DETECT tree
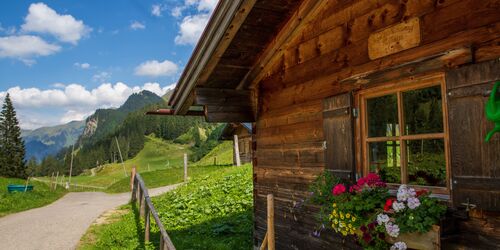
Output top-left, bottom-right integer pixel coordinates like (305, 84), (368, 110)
(0, 94), (27, 178)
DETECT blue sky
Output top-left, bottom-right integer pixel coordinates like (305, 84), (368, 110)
(0, 0), (217, 129)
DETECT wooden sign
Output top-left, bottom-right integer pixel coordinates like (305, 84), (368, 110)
(368, 17), (421, 60)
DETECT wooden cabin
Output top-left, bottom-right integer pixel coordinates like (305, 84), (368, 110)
(167, 0), (500, 249)
(220, 123), (253, 164)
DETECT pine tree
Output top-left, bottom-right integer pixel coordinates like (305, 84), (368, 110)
(0, 94), (26, 178)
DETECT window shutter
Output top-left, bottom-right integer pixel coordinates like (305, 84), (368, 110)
(322, 92), (355, 180)
(446, 59), (500, 211)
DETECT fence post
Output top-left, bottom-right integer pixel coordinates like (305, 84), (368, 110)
(184, 153), (188, 182)
(54, 171), (59, 190)
(130, 167), (136, 192)
(145, 204), (150, 242)
(234, 135), (241, 166)
(267, 194), (275, 250)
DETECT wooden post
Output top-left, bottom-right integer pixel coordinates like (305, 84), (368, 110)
(145, 205), (150, 242)
(267, 194), (275, 250)
(50, 172), (54, 191)
(115, 137), (128, 177)
(130, 167), (136, 192)
(54, 171), (59, 190)
(68, 144), (75, 188)
(183, 153), (188, 182)
(139, 189), (145, 217)
(234, 135), (241, 166)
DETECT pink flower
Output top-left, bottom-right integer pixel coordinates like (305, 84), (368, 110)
(332, 184), (346, 196)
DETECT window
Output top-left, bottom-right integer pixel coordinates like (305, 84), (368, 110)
(358, 74), (449, 193)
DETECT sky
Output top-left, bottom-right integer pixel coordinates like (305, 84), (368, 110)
(0, 0), (217, 130)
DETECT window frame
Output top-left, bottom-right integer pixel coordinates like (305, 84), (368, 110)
(355, 73), (451, 195)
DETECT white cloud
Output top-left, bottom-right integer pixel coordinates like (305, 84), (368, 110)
(134, 60), (178, 77)
(21, 2), (91, 44)
(130, 21), (146, 30)
(171, 7), (184, 17)
(0, 35), (61, 63)
(175, 14), (210, 45)
(0, 82), (174, 129)
(92, 71), (111, 82)
(52, 83), (66, 88)
(174, 0), (217, 45)
(74, 62), (90, 69)
(151, 4), (163, 17)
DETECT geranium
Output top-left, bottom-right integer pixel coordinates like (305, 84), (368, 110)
(376, 213), (390, 225)
(332, 184), (346, 196)
(391, 241), (407, 250)
(392, 201), (405, 212)
(349, 173), (386, 193)
(397, 185), (416, 202)
(384, 198), (395, 211)
(407, 197), (421, 209)
(385, 222), (400, 238)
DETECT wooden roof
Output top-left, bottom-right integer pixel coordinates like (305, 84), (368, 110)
(169, 0), (302, 120)
(220, 123), (253, 140)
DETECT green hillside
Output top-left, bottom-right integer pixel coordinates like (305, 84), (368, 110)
(50, 135), (234, 193)
(79, 164), (252, 250)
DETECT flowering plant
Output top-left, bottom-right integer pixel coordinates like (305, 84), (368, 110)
(309, 171), (446, 250)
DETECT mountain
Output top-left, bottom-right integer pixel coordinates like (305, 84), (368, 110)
(81, 90), (164, 143)
(22, 120), (85, 162)
(23, 90), (163, 162)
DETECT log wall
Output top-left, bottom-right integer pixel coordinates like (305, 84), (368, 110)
(252, 0), (500, 249)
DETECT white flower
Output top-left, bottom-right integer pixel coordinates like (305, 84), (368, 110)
(390, 241), (407, 250)
(376, 213), (390, 225)
(392, 201), (406, 212)
(397, 185), (416, 201)
(385, 222), (400, 238)
(407, 197), (421, 209)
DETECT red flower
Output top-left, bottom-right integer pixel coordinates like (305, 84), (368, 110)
(416, 189), (428, 197)
(332, 184), (346, 196)
(384, 198), (395, 211)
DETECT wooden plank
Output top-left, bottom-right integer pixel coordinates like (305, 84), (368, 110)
(197, 0), (258, 85)
(368, 17), (421, 60)
(322, 93), (355, 180)
(446, 59), (500, 211)
(205, 110), (255, 122)
(341, 47), (472, 85)
(194, 87), (252, 106)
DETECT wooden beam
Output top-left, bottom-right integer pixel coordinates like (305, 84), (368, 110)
(236, 0), (329, 90)
(145, 108), (205, 116)
(206, 110), (255, 122)
(194, 88), (253, 106)
(198, 0), (258, 86)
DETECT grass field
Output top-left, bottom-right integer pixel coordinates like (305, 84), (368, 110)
(79, 164), (253, 250)
(193, 140), (234, 167)
(48, 136), (235, 192)
(0, 177), (67, 217)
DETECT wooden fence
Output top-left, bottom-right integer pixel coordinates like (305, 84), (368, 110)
(130, 168), (176, 250)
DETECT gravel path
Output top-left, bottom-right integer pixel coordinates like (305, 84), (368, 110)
(0, 183), (181, 250)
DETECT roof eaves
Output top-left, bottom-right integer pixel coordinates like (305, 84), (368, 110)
(169, 0), (245, 114)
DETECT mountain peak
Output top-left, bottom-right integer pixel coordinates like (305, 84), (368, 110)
(119, 90), (163, 112)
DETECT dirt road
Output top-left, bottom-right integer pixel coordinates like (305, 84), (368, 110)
(0, 184), (180, 250)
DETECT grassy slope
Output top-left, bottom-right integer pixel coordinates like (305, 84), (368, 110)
(193, 140), (234, 167)
(43, 136), (192, 189)
(0, 177), (67, 217)
(79, 164), (252, 250)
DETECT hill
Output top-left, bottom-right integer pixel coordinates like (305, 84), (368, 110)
(22, 120), (85, 162)
(81, 90), (164, 143)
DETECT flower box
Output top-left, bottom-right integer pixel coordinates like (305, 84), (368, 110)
(308, 172), (446, 250)
(387, 225), (440, 250)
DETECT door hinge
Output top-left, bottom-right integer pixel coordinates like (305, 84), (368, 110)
(322, 141), (327, 150)
(352, 108), (358, 118)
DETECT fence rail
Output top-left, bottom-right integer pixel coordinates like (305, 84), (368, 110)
(131, 168), (176, 250)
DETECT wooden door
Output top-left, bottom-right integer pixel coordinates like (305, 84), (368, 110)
(323, 92), (355, 180)
(446, 59), (500, 211)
